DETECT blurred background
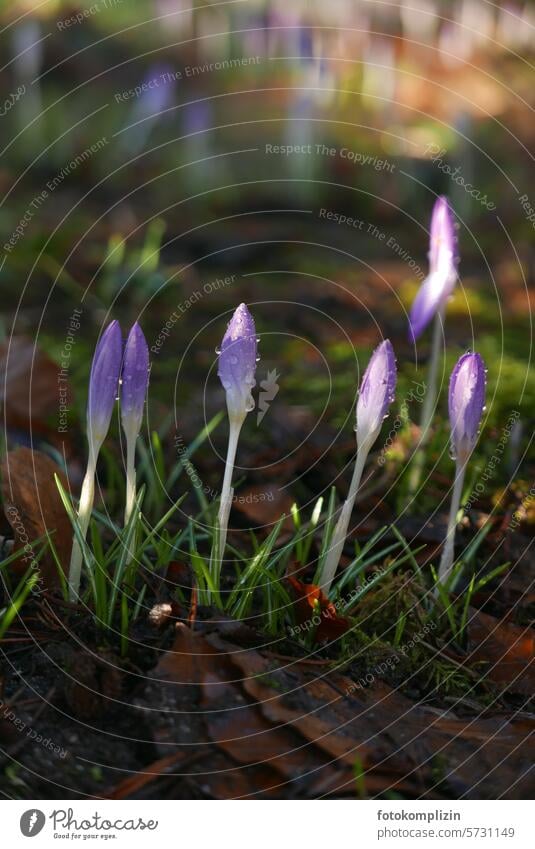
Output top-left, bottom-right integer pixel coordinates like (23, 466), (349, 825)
(1, 0), (533, 523)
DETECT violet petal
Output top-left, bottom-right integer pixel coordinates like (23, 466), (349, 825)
(356, 339), (397, 448)
(218, 303), (257, 419)
(87, 321), (123, 447)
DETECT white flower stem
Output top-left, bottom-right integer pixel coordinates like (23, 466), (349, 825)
(320, 444), (369, 595)
(407, 305), (444, 499)
(123, 433), (137, 564)
(437, 456), (467, 588)
(68, 450), (97, 601)
(217, 416), (243, 566)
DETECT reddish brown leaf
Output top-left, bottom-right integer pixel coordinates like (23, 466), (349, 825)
(211, 631), (534, 799)
(1, 447), (70, 588)
(467, 610), (535, 697)
(0, 337), (72, 435)
(151, 622), (235, 686)
(232, 483), (294, 530)
(287, 575), (351, 642)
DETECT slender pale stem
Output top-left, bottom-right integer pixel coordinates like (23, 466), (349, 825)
(217, 416), (243, 564)
(68, 450), (97, 601)
(407, 305), (445, 500)
(124, 434), (137, 524)
(320, 444), (369, 594)
(438, 455), (467, 587)
(123, 433), (137, 564)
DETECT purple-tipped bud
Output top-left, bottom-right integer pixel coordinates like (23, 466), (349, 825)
(448, 352), (486, 460)
(409, 196), (458, 342)
(218, 303), (257, 421)
(87, 321), (123, 449)
(356, 340), (397, 448)
(121, 322), (150, 438)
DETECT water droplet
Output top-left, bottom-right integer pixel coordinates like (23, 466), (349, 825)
(255, 355), (261, 362)
(245, 396), (255, 412)
(449, 445), (457, 461)
(215, 346), (221, 355)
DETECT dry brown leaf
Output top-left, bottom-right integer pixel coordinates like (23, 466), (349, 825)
(232, 483), (294, 530)
(467, 610), (535, 697)
(287, 575), (351, 643)
(1, 447), (70, 588)
(206, 630), (535, 799)
(0, 337), (71, 435)
(132, 621), (535, 799)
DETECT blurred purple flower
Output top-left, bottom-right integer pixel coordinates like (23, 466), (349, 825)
(356, 340), (397, 448)
(87, 321), (123, 450)
(409, 196), (458, 342)
(136, 64), (176, 118)
(298, 26), (314, 62)
(218, 303), (257, 421)
(120, 64), (176, 156)
(121, 322), (150, 438)
(183, 99), (212, 135)
(448, 352), (486, 459)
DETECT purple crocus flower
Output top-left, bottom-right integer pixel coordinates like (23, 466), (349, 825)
(215, 304), (258, 571)
(69, 320), (122, 600)
(356, 340), (397, 448)
(438, 351), (487, 587)
(120, 322), (150, 439)
(87, 320), (123, 450)
(120, 322), (149, 529)
(448, 352), (486, 459)
(409, 196), (458, 342)
(321, 339), (397, 593)
(218, 303), (257, 422)
(120, 64), (176, 156)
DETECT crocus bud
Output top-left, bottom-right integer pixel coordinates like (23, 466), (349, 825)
(409, 196), (458, 342)
(356, 340), (397, 450)
(218, 303), (257, 422)
(448, 352), (486, 460)
(321, 339), (397, 594)
(120, 322), (150, 440)
(87, 321), (123, 452)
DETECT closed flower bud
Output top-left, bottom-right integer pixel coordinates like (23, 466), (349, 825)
(87, 320), (122, 451)
(321, 339), (397, 593)
(121, 322), (150, 440)
(218, 303), (257, 422)
(409, 196), (458, 342)
(448, 352), (486, 460)
(356, 340), (397, 450)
